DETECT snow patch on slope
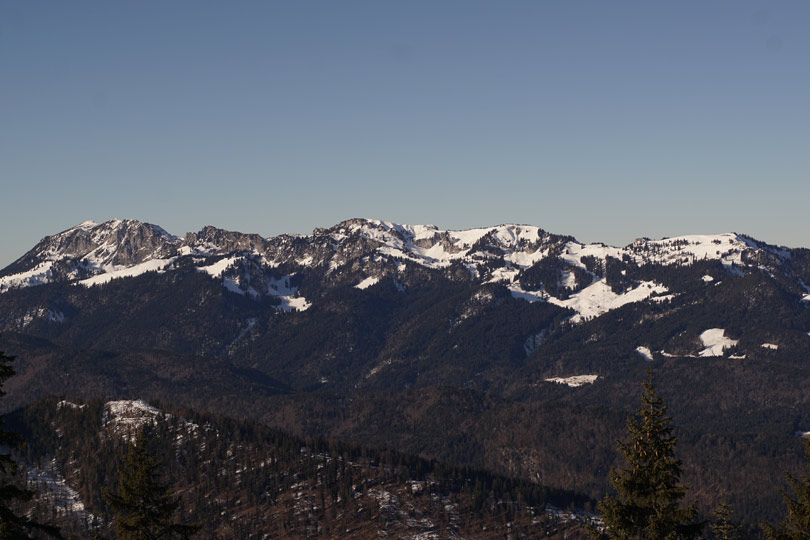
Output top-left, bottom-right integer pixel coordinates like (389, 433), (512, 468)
(198, 256), (241, 277)
(636, 346), (654, 361)
(0, 261), (54, 292)
(524, 328), (550, 356)
(80, 258), (176, 286)
(549, 280), (667, 323)
(277, 296), (311, 312)
(200, 257), (311, 311)
(545, 375), (598, 387)
(629, 233), (759, 268)
(698, 329), (739, 357)
(28, 458), (98, 523)
(508, 280), (667, 323)
(355, 276), (380, 289)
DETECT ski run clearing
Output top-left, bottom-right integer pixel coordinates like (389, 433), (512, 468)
(545, 375), (598, 387)
(698, 329), (739, 357)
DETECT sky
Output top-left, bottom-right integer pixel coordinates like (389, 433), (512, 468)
(2, 1), (809, 268)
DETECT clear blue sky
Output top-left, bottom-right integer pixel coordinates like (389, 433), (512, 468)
(2, 1), (809, 268)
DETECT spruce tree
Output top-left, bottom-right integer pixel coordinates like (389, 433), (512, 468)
(764, 438), (810, 540)
(590, 371), (703, 540)
(103, 429), (200, 540)
(711, 502), (742, 540)
(0, 350), (62, 539)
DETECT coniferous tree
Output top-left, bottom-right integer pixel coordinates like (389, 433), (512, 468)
(764, 438), (810, 540)
(590, 371), (703, 540)
(103, 429), (200, 540)
(711, 502), (742, 540)
(0, 350), (62, 539)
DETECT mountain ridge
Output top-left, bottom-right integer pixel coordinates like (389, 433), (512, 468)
(2, 218), (810, 528)
(2, 218), (802, 324)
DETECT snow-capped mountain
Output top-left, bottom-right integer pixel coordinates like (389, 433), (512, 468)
(3, 218), (810, 532)
(1, 218), (803, 322)
(2, 216), (810, 398)
(0, 219), (177, 291)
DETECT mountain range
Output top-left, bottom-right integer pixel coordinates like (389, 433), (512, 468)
(2, 217), (810, 529)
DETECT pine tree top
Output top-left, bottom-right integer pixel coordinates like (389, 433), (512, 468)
(592, 371), (703, 540)
(103, 428), (200, 540)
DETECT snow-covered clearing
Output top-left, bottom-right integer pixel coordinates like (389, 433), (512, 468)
(698, 329), (739, 357)
(277, 296), (311, 312)
(545, 375), (598, 387)
(509, 279), (667, 323)
(548, 280), (667, 323)
(636, 346), (654, 361)
(761, 343), (779, 350)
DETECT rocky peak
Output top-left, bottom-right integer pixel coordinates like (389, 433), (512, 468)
(2, 219), (176, 279)
(184, 226), (268, 255)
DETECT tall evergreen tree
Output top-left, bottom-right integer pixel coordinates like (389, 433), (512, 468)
(711, 502), (742, 540)
(103, 429), (200, 540)
(0, 350), (62, 539)
(590, 371), (703, 540)
(764, 438), (810, 540)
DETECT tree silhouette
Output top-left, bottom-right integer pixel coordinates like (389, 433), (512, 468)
(711, 502), (742, 540)
(764, 438), (810, 540)
(0, 350), (62, 539)
(103, 429), (200, 540)
(590, 371), (703, 540)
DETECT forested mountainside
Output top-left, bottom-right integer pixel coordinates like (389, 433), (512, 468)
(2, 218), (810, 530)
(10, 397), (590, 540)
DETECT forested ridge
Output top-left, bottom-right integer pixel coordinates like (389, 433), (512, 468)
(6, 382), (810, 538)
(9, 396), (592, 539)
